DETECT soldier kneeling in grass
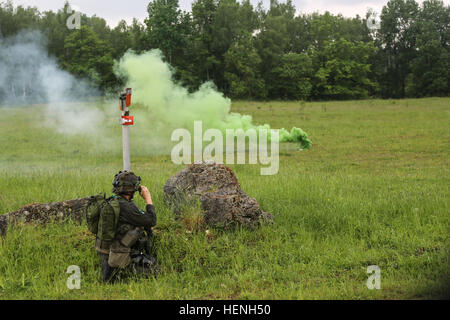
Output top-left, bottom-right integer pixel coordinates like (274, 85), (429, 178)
(85, 171), (158, 283)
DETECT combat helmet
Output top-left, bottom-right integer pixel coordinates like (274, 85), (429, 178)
(112, 171), (141, 195)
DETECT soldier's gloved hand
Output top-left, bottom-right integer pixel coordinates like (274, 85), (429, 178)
(140, 186), (153, 205)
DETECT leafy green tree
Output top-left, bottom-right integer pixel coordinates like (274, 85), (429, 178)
(190, 0), (259, 93)
(0, 0), (41, 37)
(292, 11), (371, 53)
(191, 0), (219, 82)
(110, 20), (132, 59)
(129, 18), (147, 52)
(145, 0), (191, 64)
(290, 14), (313, 54)
(270, 53), (313, 100)
(240, 0), (259, 32)
(62, 26), (116, 90)
(408, 0), (449, 96)
(39, 2), (74, 63)
(84, 15), (111, 43)
(1, 0), (448, 100)
(312, 38), (376, 100)
(377, 0), (419, 98)
(224, 34), (266, 99)
(144, 0), (196, 90)
(210, 0), (258, 92)
(255, 0), (295, 97)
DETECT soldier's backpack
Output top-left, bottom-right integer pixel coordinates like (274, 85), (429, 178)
(85, 194), (120, 243)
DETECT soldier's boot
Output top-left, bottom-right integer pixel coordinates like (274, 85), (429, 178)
(98, 252), (120, 283)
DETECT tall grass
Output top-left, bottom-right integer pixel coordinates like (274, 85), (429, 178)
(0, 98), (448, 299)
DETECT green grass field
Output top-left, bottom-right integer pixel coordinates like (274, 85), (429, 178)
(0, 98), (449, 299)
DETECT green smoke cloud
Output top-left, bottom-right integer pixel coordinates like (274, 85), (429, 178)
(114, 50), (311, 149)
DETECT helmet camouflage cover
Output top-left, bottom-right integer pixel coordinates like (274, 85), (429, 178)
(112, 171), (141, 195)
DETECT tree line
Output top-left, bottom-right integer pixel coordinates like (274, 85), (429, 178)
(0, 0), (448, 100)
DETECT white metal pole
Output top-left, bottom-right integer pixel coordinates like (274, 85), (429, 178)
(122, 106), (131, 171)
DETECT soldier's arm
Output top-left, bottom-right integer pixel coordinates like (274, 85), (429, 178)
(144, 203), (157, 229)
(119, 200), (156, 229)
(139, 186), (156, 231)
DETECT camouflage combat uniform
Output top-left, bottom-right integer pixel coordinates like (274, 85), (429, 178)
(98, 195), (157, 283)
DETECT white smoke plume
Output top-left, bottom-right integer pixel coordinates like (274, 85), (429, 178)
(0, 30), (105, 135)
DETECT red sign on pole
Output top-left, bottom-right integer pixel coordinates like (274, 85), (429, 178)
(121, 115), (134, 126)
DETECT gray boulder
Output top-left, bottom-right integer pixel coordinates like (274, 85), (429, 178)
(0, 197), (88, 236)
(163, 162), (272, 228)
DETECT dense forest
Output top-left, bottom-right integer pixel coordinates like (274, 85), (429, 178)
(0, 0), (449, 100)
